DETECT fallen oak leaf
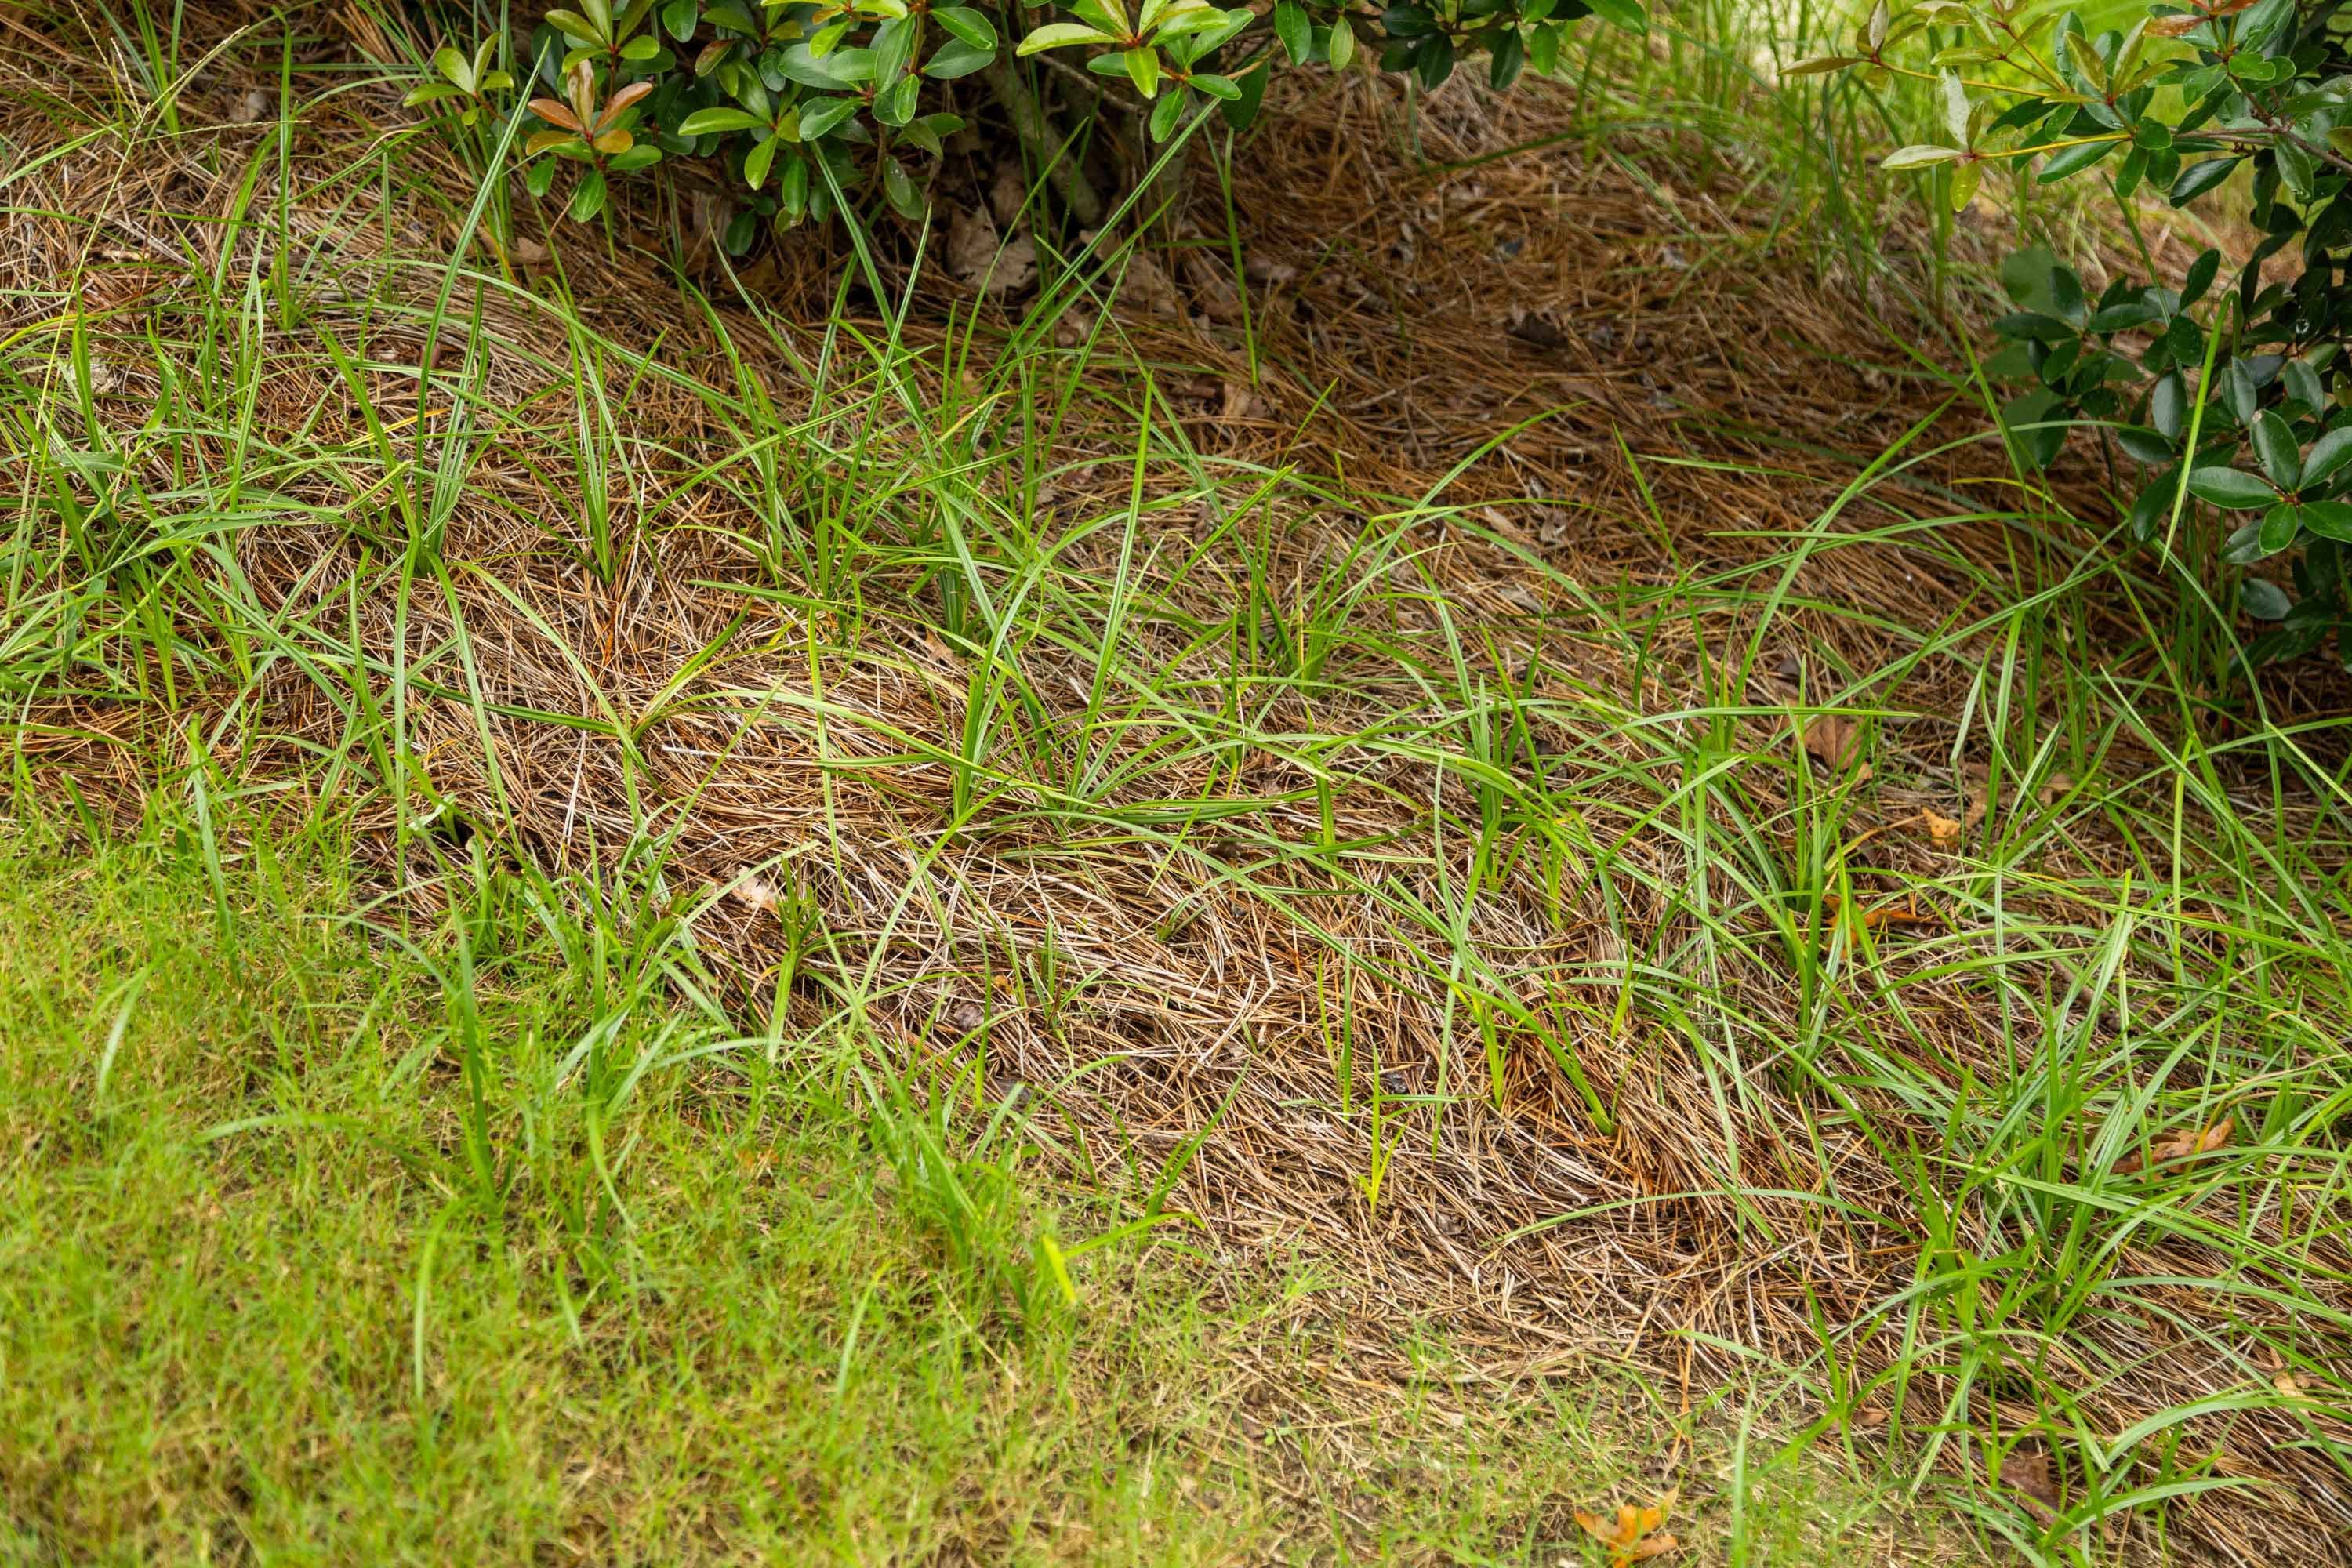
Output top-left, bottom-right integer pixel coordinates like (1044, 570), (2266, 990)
(1801, 713), (1871, 780)
(947, 205), (1036, 299)
(2114, 1115), (2233, 1175)
(2258, 1342), (2311, 1399)
(1917, 808), (1964, 847)
(1823, 892), (1939, 934)
(2002, 1449), (2062, 1515)
(1575, 1489), (1679, 1566)
(729, 874), (778, 913)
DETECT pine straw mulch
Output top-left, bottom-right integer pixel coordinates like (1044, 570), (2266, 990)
(9, 5), (2352, 1560)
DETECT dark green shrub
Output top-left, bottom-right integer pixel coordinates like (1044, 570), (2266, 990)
(405, 0), (1646, 238)
(1815, 0), (2352, 665)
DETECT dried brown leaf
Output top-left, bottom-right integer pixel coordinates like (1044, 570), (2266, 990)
(1801, 713), (1869, 780)
(1823, 892), (1936, 933)
(2115, 1115), (2233, 1174)
(1119, 253), (1183, 318)
(988, 161), (1028, 227)
(1575, 1490), (1678, 1566)
(2004, 1450), (2060, 1513)
(1185, 252), (1246, 323)
(947, 206), (1035, 298)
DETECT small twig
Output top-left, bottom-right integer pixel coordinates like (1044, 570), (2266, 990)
(1028, 49), (1147, 118)
(2246, 107), (2352, 180)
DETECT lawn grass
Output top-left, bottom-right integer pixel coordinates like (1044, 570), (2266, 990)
(0, 812), (1973, 1564)
(5, 0), (2350, 1563)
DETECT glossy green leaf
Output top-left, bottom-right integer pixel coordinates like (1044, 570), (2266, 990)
(745, 130), (780, 187)
(2149, 374), (2185, 441)
(1018, 22), (1119, 53)
(1940, 70), (1969, 146)
(1218, 56), (1266, 128)
(778, 41), (874, 86)
(546, 9), (605, 42)
(873, 73), (920, 125)
(798, 97), (858, 139)
(1124, 45), (1160, 96)
(2085, 301), (2156, 333)
(933, 6), (996, 48)
(1273, 0), (1309, 62)
(2223, 519), (2274, 564)
(1947, 160), (1980, 212)
(2259, 500), (2304, 553)
(2253, 410), (2302, 490)
(677, 105), (769, 134)
(2168, 158), (2238, 204)
(2114, 426), (2173, 466)
(2283, 358), (2327, 414)
(2186, 467), (2278, 510)
(1883, 144), (1963, 169)
(2301, 427), (2352, 490)
(2036, 137), (2119, 182)
(779, 155), (810, 222)
(567, 168), (608, 221)
(1486, 26), (1523, 89)
(1149, 84), (1184, 139)
(924, 38), (996, 77)
(2298, 499), (2352, 540)
(882, 154), (924, 219)
(1412, 31), (1452, 87)
(1527, 20), (1561, 72)
(2241, 577), (2292, 620)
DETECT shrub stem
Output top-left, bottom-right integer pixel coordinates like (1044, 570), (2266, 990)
(982, 60), (1105, 227)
